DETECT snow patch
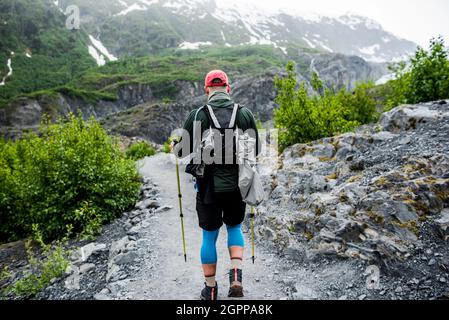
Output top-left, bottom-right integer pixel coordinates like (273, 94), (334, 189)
(359, 44), (380, 55)
(337, 14), (382, 31)
(89, 35), (118, 64)
(179, 41), (212, 50)
(139, 0), (159, 6)
(302, 37), (316, 49)
(221, 30), (226, 42)
(319, 44), (333, 53)
(88, 46), (106, 66)
(114, 2), (148, 16)
(0, 58), (13, 86)
(163, 0), (199, 16)
(314, 40), (333, 52)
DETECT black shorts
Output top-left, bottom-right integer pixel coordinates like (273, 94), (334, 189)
(196, 191), (247, 231)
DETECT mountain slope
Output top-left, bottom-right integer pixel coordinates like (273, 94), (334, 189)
(1, 45), (387, 142)
(0, 0), (96, 100)
(56, 0), (417, 62)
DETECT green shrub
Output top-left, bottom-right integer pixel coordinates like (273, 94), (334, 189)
(385, 62), (411, 109)
(126, 141), (156, 160)
(337, 82), (378, 124)
(0, 114), (141, 242)
(9, 232), (70, 299)
(274, 62), (366, 150)
(387, 37), (449, 108)
(162, 142), (172, 154)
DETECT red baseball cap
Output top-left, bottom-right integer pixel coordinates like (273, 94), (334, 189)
(205, 70), (230, 90)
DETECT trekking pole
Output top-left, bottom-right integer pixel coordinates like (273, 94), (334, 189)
(175, 156), (187, 263)
(250, 206), (256, 264)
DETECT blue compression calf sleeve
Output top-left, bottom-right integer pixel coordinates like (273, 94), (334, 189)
(201, 229), (220, 265)
(226, 224), (245, 248)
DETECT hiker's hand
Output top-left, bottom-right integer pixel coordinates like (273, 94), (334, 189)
(170, 140), (179, 153)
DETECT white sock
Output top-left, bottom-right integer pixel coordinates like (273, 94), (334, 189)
(231, 258), (243, 270)
(205, 275), (216, 287)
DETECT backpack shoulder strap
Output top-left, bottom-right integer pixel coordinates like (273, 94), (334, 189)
(194, 105), (206, 123)
(206, 104), (221, 129)
(193, 106), (207, 154)
(229, 103), (240, 129)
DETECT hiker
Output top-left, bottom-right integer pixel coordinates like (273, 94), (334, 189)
(172, 70), (261, 300)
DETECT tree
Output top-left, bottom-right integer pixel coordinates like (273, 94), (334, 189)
(408, 36), (449, 103)
(338, 81), (378, 124)
(274, 62), (360, 150)
(388, 36), (449, 107)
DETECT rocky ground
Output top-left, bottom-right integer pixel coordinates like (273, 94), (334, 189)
(258, 100), (449, 299)
(1, 101), (448, 300)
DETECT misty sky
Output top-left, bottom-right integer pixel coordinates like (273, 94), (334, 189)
(223, 0), (449, 46)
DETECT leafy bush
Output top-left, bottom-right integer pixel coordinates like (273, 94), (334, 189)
(274, 62), (377, 150)
(387, 37), (449, 108)
(385, 62), (411, 109)
(0, 114), (141, 242)
(9, 228), (70, 299)
(337, 82), (378, 124)
(126, 141), (156, 160)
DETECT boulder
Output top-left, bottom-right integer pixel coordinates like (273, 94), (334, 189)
(106, 264), (121, 283)
(311, 144), (336, 159)
(135, 199), (161, 210)
(64, 266), (80, 290)
(334, 221), (366, 243)
(380, 104), (441, 132)
(433, 209), (449, 240)
(112, 252), (138, 266)
(336, 183), (367, 206)
(79, 263), (96, 274)
(391, 202), (419, 224)
(335, 145), (357, 161)
(110, 237), (131, 258)
(372, 131), (398, 142)
(154, 205), (173, 214)
(71, 243), (107, 264)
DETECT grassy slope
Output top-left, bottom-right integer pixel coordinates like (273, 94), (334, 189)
(0, 1), (322, 108)
(0, 0), (96, 104)
(77, 45), (288, 96)
(1, 45), (290, 107)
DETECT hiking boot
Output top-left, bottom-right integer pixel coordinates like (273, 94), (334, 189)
(228, 268), (244, 298)
(201, 283), (218, 301)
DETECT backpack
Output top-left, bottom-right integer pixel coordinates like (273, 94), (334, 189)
(187, 103), (265, 206)
(185, 103), (239, 178)
(203, 103), (240, 165)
